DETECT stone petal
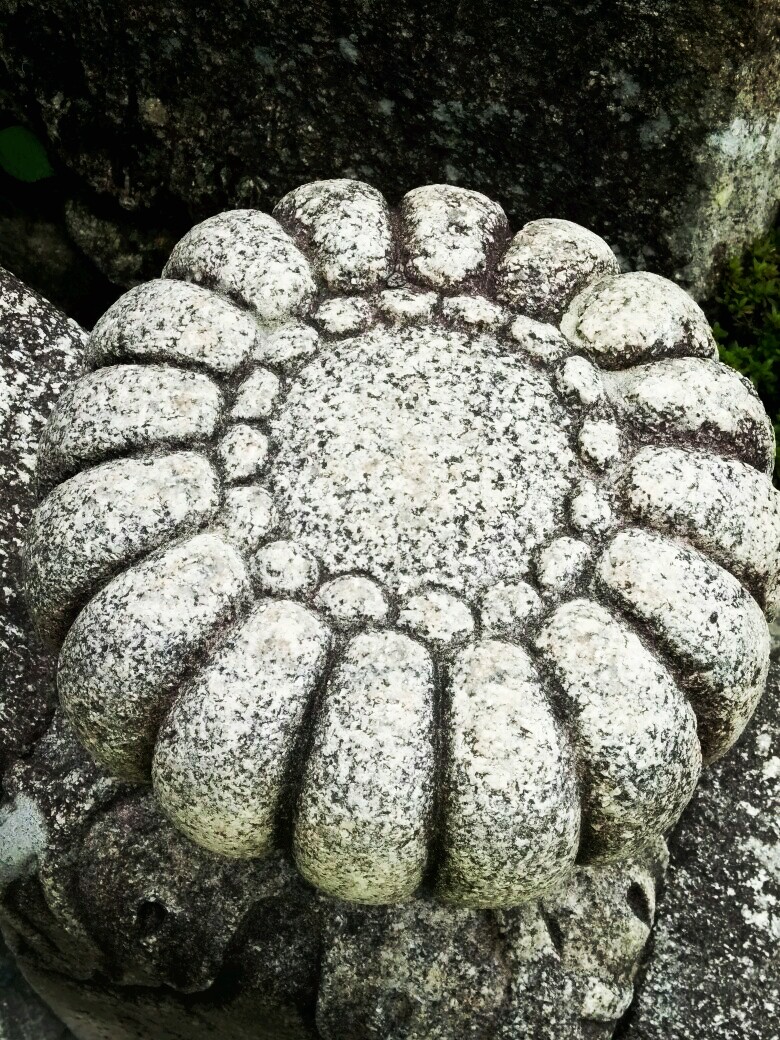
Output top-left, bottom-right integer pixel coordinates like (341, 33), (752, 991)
(624, 446), (780, 609)
(58, 532), (251, 782)
(87, 278), (257, 375)
(535, 599), (701, 860)
(497, 218), (620, 324)
(605, 355), (774, 474)
(294, 631), (435, 903)
(598, 529), (770, 761)
(437, 641), (580, 908)
(25, 452), (220, 643)
(37, 364), (223, 489)
(400, 184), (508, 289)
(560, 272), (717, 369)
(153, 600), (330, 857)
(274, 179), (392, 291)
(164, 211), (315, 322)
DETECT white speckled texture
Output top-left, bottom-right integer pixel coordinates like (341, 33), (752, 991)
(152, 599), (330, 857)
(22, 180), (780, 912)
(497, 218), (621, 323)
(438, 640), (580, 907)
(561, 271), (718, 368)
(294, 631), (435, 903)
(401, 184), (508, 288)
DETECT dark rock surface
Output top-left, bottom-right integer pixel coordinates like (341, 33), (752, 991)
(622, 635), (780, 1040)
(0, 0), (778, 301)
(0, 265), (84, 780)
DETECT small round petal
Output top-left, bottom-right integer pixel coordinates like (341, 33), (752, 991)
(578, 419), (622, 471)
(479, 581), (544, 639)
(218, 486), (277, 553)
(315, 575), (390, 627)
(231, 368), (281, 421)
(497, 218), (620, 324)
(555, 356), (605, 409)
(569, 482), (614, 538)
(378, 288), (438, 323)
(315, 297), (375, 336)
(508, 315), (573, 364)
(252, 539), (320, 597)
(398, 588), (475, 650)
(218, 425), (269, 482)
(253, 322), (320, 367)
(536, 537), (592, 595)
(441, 295), (508, 330)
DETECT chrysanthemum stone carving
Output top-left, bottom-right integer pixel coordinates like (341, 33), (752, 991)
(24, 180), (779, 910)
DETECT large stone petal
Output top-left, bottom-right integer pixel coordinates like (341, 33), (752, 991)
(535, 599), (701, 860)
(274, 179), (392, 291)
(400, 185), (508, 289)
(496, 218), (620, 324)
(605, 356), (774, 473)
(437, 640), (580, 908)
(624, 446), (780, 608)
(560, 272), (717, 368)
(164, 211), (315, 321)
(58, 532), (251, 782)
(25, 452), (220, 642)
(294, 631), (435, 904)
(153, 600), (331, 857)
(87, 279), (257, 375)
(36, 364), (223, 489)
(598, 529), (770, 760)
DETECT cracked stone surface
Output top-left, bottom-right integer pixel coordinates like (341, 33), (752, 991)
(17, 181), (780, 917)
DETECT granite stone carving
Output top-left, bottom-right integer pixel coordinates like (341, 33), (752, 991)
(21, 181), (780, 919)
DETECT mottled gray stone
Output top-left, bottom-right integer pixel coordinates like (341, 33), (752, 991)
(17, 186), (780, 918)
(624, 642), (780, 1040)
(0, 266), (85, 777)
(2, 2), (779, 300)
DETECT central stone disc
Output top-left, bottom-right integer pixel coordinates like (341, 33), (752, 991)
(272, 324), (577, 597)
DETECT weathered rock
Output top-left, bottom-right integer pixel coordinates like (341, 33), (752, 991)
(0, 2), (778, 299)
(0, 265), (85, 781)
(622, 637), (780, 1040)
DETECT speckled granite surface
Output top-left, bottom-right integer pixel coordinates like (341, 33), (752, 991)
(621, 640), (780, 1040)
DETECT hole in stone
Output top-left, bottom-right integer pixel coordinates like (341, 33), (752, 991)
(541, 910), (565, 956)
(626, 882), (652, 927)
(135, 899), (169, 937)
